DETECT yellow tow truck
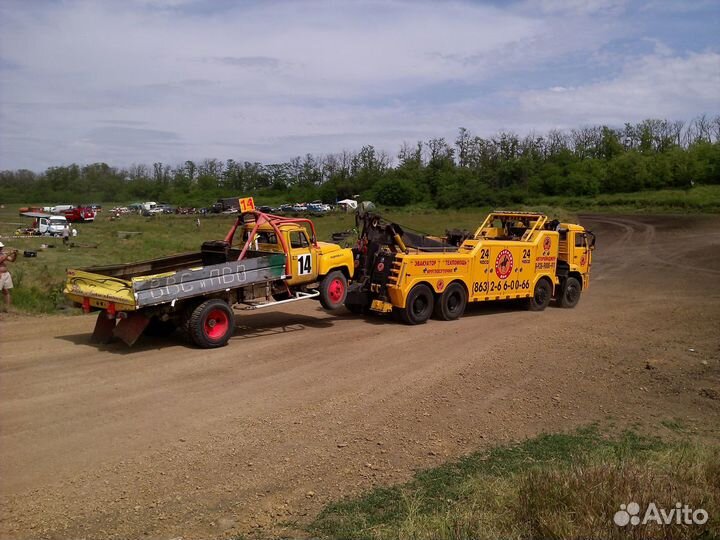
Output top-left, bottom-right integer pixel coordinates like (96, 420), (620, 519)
(345, 210), (595, 324)
(65, 201), (354, 348)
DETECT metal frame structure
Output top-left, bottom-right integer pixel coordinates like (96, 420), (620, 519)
(224, 210), (319, 274)
(473, 211), (548, 241)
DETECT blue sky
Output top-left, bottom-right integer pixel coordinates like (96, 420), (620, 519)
(0, 0), (718, 170)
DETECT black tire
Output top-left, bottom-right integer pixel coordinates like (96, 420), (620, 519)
(559, 277), (582, 308)
(399, 284), (434, 325)
(319, 271), (348, 310)
(187, 299), (235, 348)
(144, 317), (176, 337)
(433, 282), (467, 321)
(528, 278), (552, 311)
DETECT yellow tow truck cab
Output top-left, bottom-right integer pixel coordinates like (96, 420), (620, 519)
(368, 211), (594, 324)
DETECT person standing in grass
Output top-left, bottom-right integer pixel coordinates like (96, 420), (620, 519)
(62, 224), (70, 246)
(0, 242), (18, 312)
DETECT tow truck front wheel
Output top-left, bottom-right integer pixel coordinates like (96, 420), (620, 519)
(188, 299), (234, 348)
(319, 271), (348, 310)
(559, 276), (582, 308)
(400, 284), (434, 325)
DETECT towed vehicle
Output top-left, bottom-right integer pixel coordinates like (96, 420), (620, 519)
(64, 199), (354, 348)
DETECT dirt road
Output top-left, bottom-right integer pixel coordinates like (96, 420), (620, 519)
(1, 214), (719, 540)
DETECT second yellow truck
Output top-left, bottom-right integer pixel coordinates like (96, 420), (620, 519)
(345, 210), (595, 323)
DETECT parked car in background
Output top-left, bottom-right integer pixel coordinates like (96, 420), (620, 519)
(210, 197), (241, 213)
(156, 203), (175, 214)
(307, 202), (331, 213)
(39, 215), (68, 236)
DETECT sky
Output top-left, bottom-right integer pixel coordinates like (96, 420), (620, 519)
(0, 0), (718, 171)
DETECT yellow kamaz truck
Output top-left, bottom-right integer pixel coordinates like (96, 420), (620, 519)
(65, 203), (354, 348)
(344, 210), (594, 324)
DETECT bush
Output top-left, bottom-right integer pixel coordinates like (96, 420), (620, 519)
(372, 177), (416, 206)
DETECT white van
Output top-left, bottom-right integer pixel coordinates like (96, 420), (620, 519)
(39, 215), (68, 236)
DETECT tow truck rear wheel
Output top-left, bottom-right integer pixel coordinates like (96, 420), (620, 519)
(527, 278), (552, 311)
(433, 282), (467, 321)
(188, 299), (234, 348)
(559, 276), (582, 308)
(319, 271), (348, 310)
(400, 283), (434, 325)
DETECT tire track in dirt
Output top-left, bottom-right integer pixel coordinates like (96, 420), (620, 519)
(584, 215), (720, 278)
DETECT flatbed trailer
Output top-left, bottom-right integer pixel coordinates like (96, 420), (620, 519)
(65, 203), (354, 348)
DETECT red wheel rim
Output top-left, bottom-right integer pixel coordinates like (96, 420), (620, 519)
(204, 308), (230, 340)
(328, 278), (345, 303)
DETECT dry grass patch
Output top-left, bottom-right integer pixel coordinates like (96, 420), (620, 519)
(310, 429), (719, 540)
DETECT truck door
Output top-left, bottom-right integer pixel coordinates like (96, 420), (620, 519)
(286, 229), (318, 286)
(572, 232), (591, 285)
(39, 218), (48, 234)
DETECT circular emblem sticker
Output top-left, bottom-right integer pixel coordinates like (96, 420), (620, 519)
(580, 255), (586, 266)
(543, 236), (552, 251)
(495, 249), (514, 279)
(377, 262), (385, 272)
(437, 279), (445, 291)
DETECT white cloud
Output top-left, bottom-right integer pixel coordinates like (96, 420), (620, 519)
(516, 52), (720, 127)
(0, 0), (717, 170)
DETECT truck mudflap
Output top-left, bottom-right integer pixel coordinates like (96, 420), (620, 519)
(113, 313), (150, 346)
(91, 313), (117, 343)
(91, 312), (150, 347)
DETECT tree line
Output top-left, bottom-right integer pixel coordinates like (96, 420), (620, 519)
(1, 115), (719, 208)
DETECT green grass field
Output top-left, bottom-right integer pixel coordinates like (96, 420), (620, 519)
(1, 185), (718, 314)
(535, 184), (720, 213)
(309, 428), (719, 540)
